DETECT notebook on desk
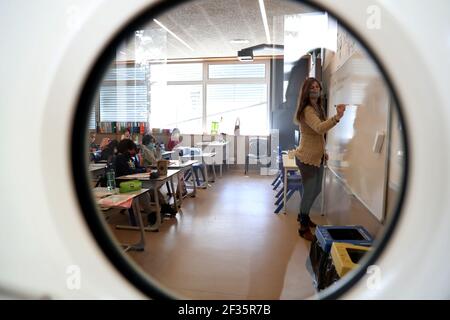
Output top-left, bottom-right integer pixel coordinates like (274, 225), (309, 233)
(92, 188), (113, 199)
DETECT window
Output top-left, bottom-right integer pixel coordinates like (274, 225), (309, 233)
(88, 107), (96, 130)
(149, 63), (203, 133)
(206, 83), (268, 135)
(99, 65), (149, 122)
(95, 62), (270, 134)
(209, 64), (265, 79)
(149, 61), (270, 135)
(207, 63), (268, 135)
(89, 93), (99, 130)
(150, 63), (203, 82)
(150, 84), (203, 133)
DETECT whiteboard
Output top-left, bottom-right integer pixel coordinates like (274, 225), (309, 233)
(325, 51), (390, 222)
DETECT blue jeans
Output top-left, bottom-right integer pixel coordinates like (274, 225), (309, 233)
(295, 157), (324, 225)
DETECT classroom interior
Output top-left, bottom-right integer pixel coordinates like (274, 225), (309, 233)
(86, 0), (405, 299)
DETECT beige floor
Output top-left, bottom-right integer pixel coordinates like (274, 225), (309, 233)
(108, 168), (328, 300)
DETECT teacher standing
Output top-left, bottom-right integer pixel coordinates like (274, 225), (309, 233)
(294, 77), (346, 241)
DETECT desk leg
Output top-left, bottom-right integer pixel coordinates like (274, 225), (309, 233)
(195, 167), (207, 189)
(124, 200), (146, 251)
(283, 168), (288, 214)
(224, 145), (228, 174)
(176, 172), (183, 206)
(154, 187), (162, 226)
(203, 163), (210, 188)
(170, 176), (181, 213)
(191, 166), (197, 196)
(211, 162), (217, 182)
(134, 200), (146, 248)
(117, 191), (160, 233)
(186, 166), (199, 195)
(116, 197), (146, 251)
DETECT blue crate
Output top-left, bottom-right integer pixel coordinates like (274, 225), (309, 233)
(315, 225), (373, 253)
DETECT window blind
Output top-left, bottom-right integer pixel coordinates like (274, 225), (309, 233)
(100, 85), (148, 122)
(209, 64), (265, 79)
(99, 66), (148, 122)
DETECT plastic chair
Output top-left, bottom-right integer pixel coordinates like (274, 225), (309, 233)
(245, 137), (271, 174)
(274, 174), (304, 214)
(273, 154), (304, 214)
(272, 147), (283, 190)
(180, 147), (206, 187)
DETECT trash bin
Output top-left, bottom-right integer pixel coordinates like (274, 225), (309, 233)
(320, 255), (340, 289)
(309, 225), (373, 290)
(332, 242), (372, 277)
(319, 242), (372, 289)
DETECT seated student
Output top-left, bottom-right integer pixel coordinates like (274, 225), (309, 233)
(120, 128), (131, 141)
(167, 128), (183, 151)
(89, 133), (101, 162)
(141, 134), (162, 166)
(100, 139), (119, 163)
(115, 139), (146, 176)
(115, 139), (177, 221)
(89, 133), (99, 152)
(99, 137), (111, 150)
(143, 133), (188, 197)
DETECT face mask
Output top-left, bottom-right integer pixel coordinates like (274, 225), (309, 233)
(149, 143), (155, 149)
(309, 91), (320, 99)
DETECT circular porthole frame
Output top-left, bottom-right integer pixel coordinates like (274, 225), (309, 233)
(71, 0), (409, 299)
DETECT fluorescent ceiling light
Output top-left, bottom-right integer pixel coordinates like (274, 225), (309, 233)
(230, 39), (250, 44)
(153, 18), (194, 51)
(258, 0), (271, 44)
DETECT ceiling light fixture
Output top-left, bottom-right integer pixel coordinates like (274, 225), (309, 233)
(237, 48), (254, 62)
(230, 39), (250, 44)
(258, 0), (271, 44)
(153, 18), (194, 51)
(236, 44), (283, 61)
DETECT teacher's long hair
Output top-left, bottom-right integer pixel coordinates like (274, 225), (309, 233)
(293, 77), (325, 124)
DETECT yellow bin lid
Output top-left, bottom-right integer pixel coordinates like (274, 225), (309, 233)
(331, 242), (371, 278)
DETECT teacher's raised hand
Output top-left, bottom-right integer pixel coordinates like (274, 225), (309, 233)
(336, 104), (346, 119)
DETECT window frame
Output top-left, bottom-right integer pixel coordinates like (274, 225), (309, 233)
(148, 62), (204, 133)
(205, 60), (271, 136)
(148, 59), (271, 135)
(93, 60), (272, 135)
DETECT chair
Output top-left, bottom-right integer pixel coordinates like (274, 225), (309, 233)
(189, 147), (202, 156)
(273, 155), (304, 214)
(179, 147), (207, 187)
(245, 137), (271, 174)
(274, 174), (304, 214)
(183, 163), (206, 187)
(271, 146), (283, 190)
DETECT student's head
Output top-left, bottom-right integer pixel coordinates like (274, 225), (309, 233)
(108, 139), (119, 154)
(294, 77), (324, 124)
(142, 134), (156, 146)
(123, 129), (131, 140)
(99, 137), (111, 150)
(118, 139), (137, 156)
(171, 128), (180, 141)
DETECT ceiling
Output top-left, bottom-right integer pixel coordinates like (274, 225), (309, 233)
(117, 0), (320, 61)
